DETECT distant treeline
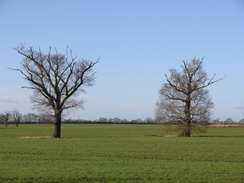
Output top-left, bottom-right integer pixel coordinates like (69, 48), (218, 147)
(1, 111), (244, 126)
(62, 119), (158, 124)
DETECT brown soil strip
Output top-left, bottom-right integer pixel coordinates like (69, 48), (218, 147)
(20, 136), (53, 139)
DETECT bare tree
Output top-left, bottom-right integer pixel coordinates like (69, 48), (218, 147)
(98, 117), (108, 123)
(144, 117), (154, 124)
(239, 119), (244, 124)
(0, 112), (12, 127)
(22, 113), (39, 124)
(11, 110), (22, 127)
(12, 45), (99, 138)
(156, 57), (223, 137)
(224, 118), (234, 124)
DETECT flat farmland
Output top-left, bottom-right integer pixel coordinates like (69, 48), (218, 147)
(0, 124), (243, 182)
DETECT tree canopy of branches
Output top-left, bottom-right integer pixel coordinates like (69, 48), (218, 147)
(12, 45), (99, 138)
(11, 109), (22, 127)
(156, 57), (223, 137)
(0, 112), (11, 127)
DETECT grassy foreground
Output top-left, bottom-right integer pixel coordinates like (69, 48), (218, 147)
(0, 124), (243, 183)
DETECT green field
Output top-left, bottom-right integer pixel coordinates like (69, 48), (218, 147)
(0, 124), (243, 183)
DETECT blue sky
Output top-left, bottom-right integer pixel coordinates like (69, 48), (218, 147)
(0, 0), (244, 121)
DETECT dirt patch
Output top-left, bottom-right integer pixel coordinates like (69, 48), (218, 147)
(20, 136), (53, 139)
(208, 124), (244, 128)
(163, 135), (178, 137)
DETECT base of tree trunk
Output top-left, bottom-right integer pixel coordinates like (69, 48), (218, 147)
(53, 122), (61, 138)
(177, 132), (191, 137)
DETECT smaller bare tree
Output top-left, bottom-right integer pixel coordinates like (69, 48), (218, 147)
(0, 112), (11, 127)
(156, 57), (223, 137)
(22, 113), (39, 124)
(11, 110), (22, 127)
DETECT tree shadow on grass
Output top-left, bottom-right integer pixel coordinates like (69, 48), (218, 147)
(194, 135), (244, 138)
(148, 135), (244, 138)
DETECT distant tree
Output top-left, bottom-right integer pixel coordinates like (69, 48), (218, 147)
(224, 118), (234, 124)
(131, 118), (143, 124)
(112, 117), (122, 123)
(144, 117), (154, 124)
(0, 114), (5, 126)
(156, 57), (223, 137)
(121, 119), (129, 123)
(239, 119), (244, 124)
(98, 117), (108, 123)
(22, 113), (39, 124)
(12, 45), (99, 138)
(11, 110), (22, 127)
(0, 112), (11, 127)
(212, 118), (221, 125)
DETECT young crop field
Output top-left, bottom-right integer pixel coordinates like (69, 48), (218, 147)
(0, 124), (243, 182)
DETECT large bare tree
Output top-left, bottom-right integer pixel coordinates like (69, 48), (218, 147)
(156, 57), (223, 137)
(12, 45), (99, 138)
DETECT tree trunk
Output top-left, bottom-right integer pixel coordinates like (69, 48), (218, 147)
(53, 112), (62, 138)
(181, 94), (191, 137)
(178, 123), (191, 137)
(182, 123), (191, 137)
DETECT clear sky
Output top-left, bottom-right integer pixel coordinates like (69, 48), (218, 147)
(0, 0), (244, 122)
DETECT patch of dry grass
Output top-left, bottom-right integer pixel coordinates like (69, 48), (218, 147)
(20, 136), (53, 139)
(208, 124), (244, 128)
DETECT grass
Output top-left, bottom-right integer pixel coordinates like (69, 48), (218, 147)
(0, 124), (243, 182)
